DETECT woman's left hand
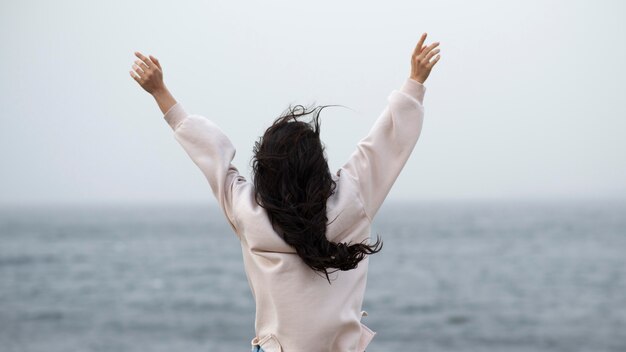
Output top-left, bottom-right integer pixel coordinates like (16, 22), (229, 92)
(130, 51), (166, 95)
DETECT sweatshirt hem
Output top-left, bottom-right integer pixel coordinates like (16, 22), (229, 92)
(400, 77), (426, 104)
(163, 102), (188, 130)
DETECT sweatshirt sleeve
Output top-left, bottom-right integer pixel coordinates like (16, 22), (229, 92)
(340, 78), (426, 221)
(163, 102), (246, 234)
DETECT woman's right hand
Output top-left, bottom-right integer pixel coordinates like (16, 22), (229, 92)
(410, 33), (441, 84)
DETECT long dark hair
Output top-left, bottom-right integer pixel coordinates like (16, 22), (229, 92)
(251, 104), (383, 284)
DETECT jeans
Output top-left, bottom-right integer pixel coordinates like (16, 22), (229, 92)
(251, 345), (265, 352)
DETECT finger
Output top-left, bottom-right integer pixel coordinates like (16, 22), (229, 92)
(134, 51), (153, 68)
(428, 54), (441, 67)
(419, 42), (440, 58)
(424, 48), (440, 62)
(149, 55), (162, 70)
(135, 59), (149, 71)
(150, 56), (161, 70)
(132, 63), (145, 75)
(131, 66), (146, 83)
(412, 33), (427, 57)
(129, 70), (142, 83)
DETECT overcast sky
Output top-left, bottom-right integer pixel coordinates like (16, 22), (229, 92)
(1, 0), (625, 206)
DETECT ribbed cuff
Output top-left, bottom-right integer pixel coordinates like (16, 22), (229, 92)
(400, 78), (426, 104)
(163, 102), (188, 130)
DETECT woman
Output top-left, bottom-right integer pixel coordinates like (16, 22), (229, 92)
(130, 32), (440, 352)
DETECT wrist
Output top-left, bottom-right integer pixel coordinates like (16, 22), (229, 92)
(152, 86), (178, 115)
(151, 86), (170, 98)
(409, 76), (425, 84)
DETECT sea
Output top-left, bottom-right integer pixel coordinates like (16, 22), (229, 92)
(1, 199), (625, 352)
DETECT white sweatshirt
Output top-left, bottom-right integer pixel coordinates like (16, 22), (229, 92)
(163, 77), (426, 352)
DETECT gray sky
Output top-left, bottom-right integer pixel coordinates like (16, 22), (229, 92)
(1, 0), (625, 206)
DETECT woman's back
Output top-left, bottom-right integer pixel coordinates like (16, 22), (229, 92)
(239, 169), (373, 351)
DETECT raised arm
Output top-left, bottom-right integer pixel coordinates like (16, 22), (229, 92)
(129, 51), (245, 234)
(340, 33), (441, 221)
(161, 103), (246, 234)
